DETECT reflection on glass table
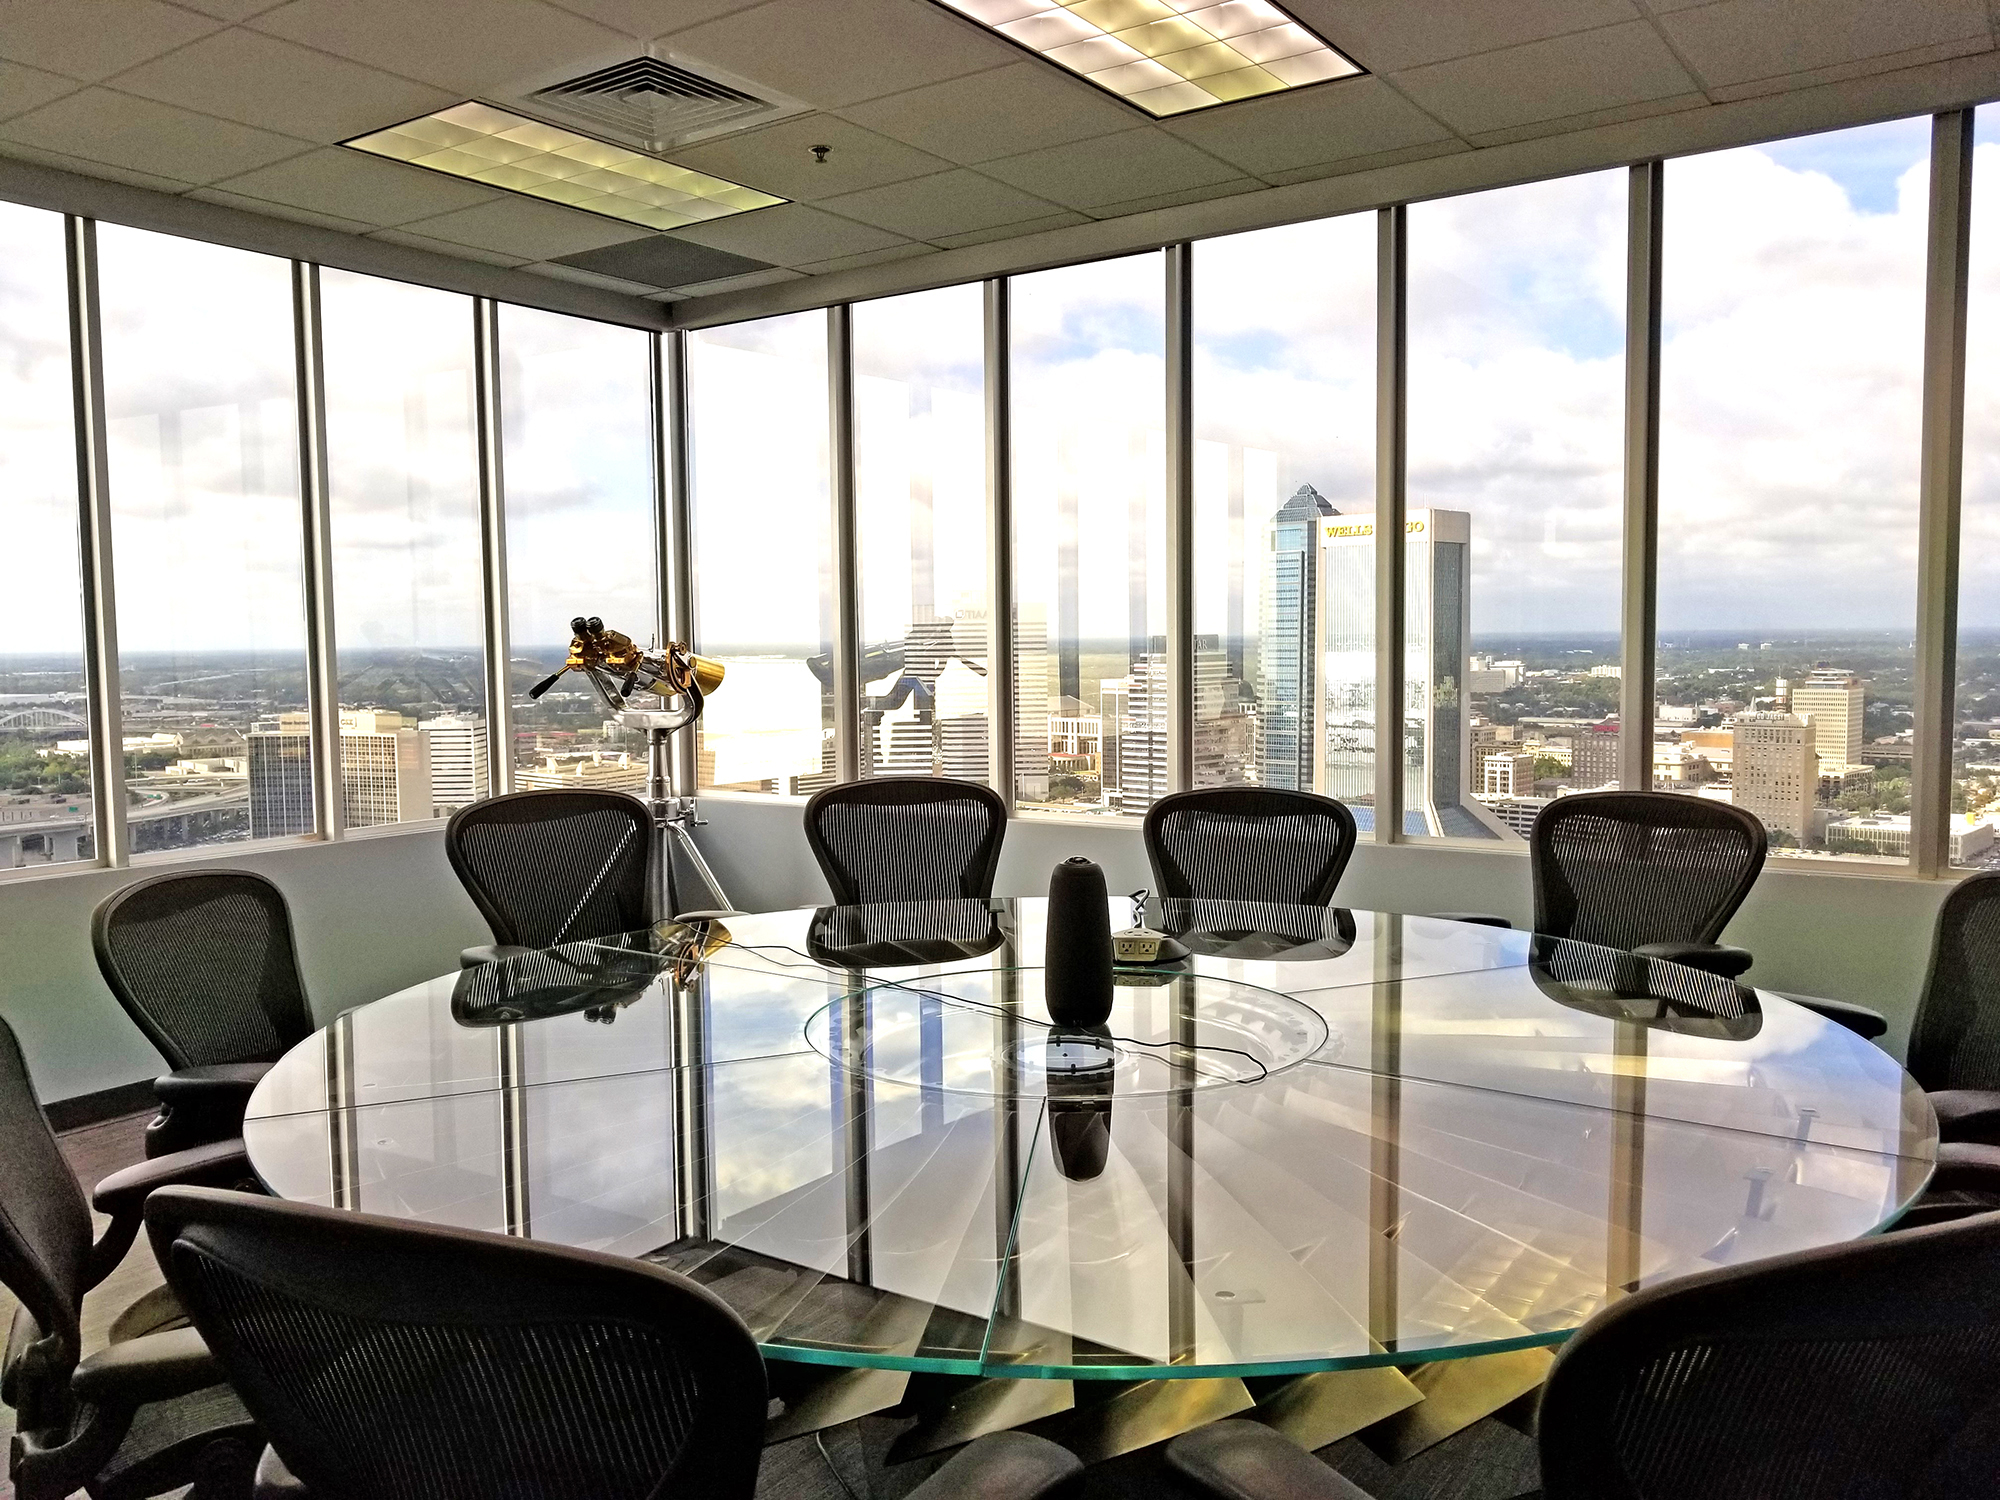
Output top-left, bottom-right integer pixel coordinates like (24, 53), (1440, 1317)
(244, 899), (1936, 1382)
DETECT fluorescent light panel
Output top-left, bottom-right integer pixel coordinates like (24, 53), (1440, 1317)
(345, 103), (785, 232)
(937, 0), (1360, 115)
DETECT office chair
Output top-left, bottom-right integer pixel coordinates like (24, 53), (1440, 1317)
(1440, 790), (1886, 1038)
(1905, 870), (2000, 1146)
(0, 1016), (259, 1500)
(445, 789), (653, 968)
(93, 870), (317, 1158)
(804, 777), (1008, 905)
(145, 1186), (1084, 1500)
(1143, 787), (1359, 906)
(1167, 1209), (2000, 1500)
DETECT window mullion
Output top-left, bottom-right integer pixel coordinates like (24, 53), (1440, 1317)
(1621, 162), (1664, 793)
(1374, 205), (1407, 842)
(293, 261), (344, 841)
(474, 297), (514, 798)
(828, 303), (861, 784)
(985, 278), (1017, 808)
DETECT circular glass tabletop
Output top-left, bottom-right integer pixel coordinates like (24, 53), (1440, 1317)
(243, 898), (1938, 1382)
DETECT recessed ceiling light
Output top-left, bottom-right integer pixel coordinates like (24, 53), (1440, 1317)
(344, 102), (785, 232)
(933, 0), (1362, 116)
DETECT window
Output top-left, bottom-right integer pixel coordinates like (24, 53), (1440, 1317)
(1406, 171), (1627, 842)
(1192, 217), (1375, 814)
(1011, 253), (1166, 816)
(1953, 106), (2000, 870)
(852, 285), (989, 783)
(499, 306), (656, 795)
(1656, 119), (1929, 863)
(0, 203), (90, 869)
(687, 312), (831, 795)
(98, 225), (308, 853)
(320, 270), (486, 827)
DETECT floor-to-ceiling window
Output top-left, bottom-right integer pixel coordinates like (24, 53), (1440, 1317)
(687, 312), (832, 796)
(852, 286), (989, 783)
(0, 203), (91, 869)
(1192, 217), (1376, 814)
(1657, 118), (1929, 863)
(98, 225), (309, 853)
(321, 270), (486, 827)
(1953, 106), (2000, 870)
(1406, 171), (1627, 843)
(499, 306), (656, 794)
(1011, 253), (1167, 816)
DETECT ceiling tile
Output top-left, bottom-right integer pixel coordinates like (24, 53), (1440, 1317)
(1465, 89), (1705, 147)
(0, 59), (83, 122)
(1259, 137), (1467, 186)
(543, 0), (764, 37)
(109, 29), (456, 144)
(1284, 0), (1640, 74)
(670, 115), (951, 202)
(1707, 36), (1993, 102)
(794, 242), (937, 275)
(837, 60), (1138, 165)
(248, 0), (632, 95)
(1656, 0), (1989, 89)
(395, 195), (647, 260)
(208, 147), (503, 226)
(1158, 75), (1452, 178)
(668, 201), (911, 264)
(978, 126), (1242, 211)
(186, 186), (380, 234)
(171, 0), (293, 18)
(521, 260), (661, 294)
(665, 266), (804, 297)
(1089, 177), (1261, 219)
(664, 0), (1017, 110)
(367, 226), (531, 266)
(0, 140), (199, 193)
(0, 88), (312, 185)
(816, 168), (1066, 240)
(0, 2), (224, 84)
(1388, 21), (1700, 137)
(933, 210), (1088, 248)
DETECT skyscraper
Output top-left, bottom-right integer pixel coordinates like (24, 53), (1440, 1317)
(419, 715), (489, 815)
(248, 710), (434, 835)
(1106, 637), (1243, 812)
(1791, 667), (1864, 767)
(1013, 603), (1051, 801)
(1571, 722), (1620, 789)
(247, 721), (314, 839)
(1256, 483), (1335, 790)
(1731, 711), (1817, 842)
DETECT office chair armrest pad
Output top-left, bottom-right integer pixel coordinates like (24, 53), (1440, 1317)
(155, 1062), (273, 1107)
(461, 944), (539, 968)
(1167, 1421), (1371, 1500)
(93, 1138), (253, 1218)
(1428, 913), (1514, 929)
(906, 1433), (1083, 1500)
(1631, 942), (1754, 979)
(1770, 991), (1890, 1040)
(71, 1326), (221, 1406)
(1930, 1091), (2000, 1146)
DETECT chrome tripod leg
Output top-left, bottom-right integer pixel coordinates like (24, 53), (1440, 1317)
(664, 819), (736, 918)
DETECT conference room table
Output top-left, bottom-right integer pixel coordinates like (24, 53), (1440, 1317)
(241, 897), (1937, 1459)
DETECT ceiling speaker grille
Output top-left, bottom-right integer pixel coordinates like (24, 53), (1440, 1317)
(530, 57), (777, 153)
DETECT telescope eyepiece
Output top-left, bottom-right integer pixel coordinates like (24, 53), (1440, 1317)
(586, 616), (603, 633)
(570, 616), (590, 635)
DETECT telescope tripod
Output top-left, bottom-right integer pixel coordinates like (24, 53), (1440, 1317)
(618, 706), (735, 925)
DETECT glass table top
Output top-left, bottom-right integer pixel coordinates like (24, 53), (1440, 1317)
(244, 898), (1938, 1381)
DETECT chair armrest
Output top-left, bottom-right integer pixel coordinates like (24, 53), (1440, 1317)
(1631, 942), (1754, 979)
(461, 944), (539, 969)
(1428, 913), (1514, 929)
(93, 1139), (253, 1220)
(1930, 1090), (2000, 1147)
(1166, 1421), (1372, 1500)
(905, 1433), (1083, 1500)
(1771, 991), (1890, 1040)
(155, 1062), (273, 1109)
(71, 1326), (222, 1407)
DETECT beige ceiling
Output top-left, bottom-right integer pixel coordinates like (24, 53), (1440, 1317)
(0, 0), (1994, 302)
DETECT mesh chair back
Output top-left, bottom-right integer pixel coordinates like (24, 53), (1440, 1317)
(145, 1187), (766, 1500)
(446, 790), (653, 950)
(1907, 870), (2000, 1091)
(1539, 1209), (2000, 1500)
(92, 870), (315, 1070)
(0, 1016), (92, 1420)
(804, 778), (1008, 905)
(1143, 788), (1359, 906)
(1532, 791), (1765, 952)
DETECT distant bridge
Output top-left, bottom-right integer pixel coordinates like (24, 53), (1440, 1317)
(0, 707), (86, 730)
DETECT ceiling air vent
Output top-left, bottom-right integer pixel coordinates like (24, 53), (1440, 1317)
(527, 56), (793, 154)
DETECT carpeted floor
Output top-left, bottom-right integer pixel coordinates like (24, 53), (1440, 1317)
(3, 1112), (1540, 1500)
